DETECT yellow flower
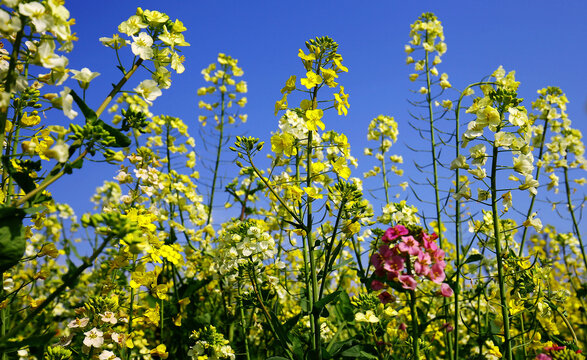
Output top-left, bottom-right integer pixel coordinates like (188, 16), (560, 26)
(271, 133), (297, 157)
(305, 109), (325, 131)
(20, 112), (41, 127)
(300, 71), (322, 89)
(150, 344), (169, 359)
(332, 157), (351, 179)
(334, 86), (350, 116)
(304, 186), (323, 200)
(281, 75), (297, 94)
(320, 67), (338, 87)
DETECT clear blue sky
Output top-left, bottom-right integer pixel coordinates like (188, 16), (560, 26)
(52, 1), (587, 232)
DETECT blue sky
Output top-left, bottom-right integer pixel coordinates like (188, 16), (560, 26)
(52, 1), (587, 233)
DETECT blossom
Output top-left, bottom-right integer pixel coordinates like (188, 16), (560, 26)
(71, 68), (100, 89)
(59, 87), (78, 120)
(68, 317), (89, 328)
(440, 283), (454, 297)
(305, 109), (325, 131)
(397, 235), (420, 256)
(134, 79), (162, 105)
(99, 350), (121, 360)
(355, 310), (379, 323)
(398, 274), (417, 290)
(131, 32), (154, 60)
(381, 225), (409, 243)
(100, 311), (118, 324)
(83, 327), (104, 348)
(300, 71), (322, 89)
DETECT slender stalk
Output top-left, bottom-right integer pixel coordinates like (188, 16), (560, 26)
(205, 68), (228, 227)
(0, 28), (24, 159)
(490, 142), (513, 360)
(424, 40), (444, 250)
(237, 277), (251, 360)
(563, 164), (587, 271)
(518, 118), (549, 255)
(409, 290), (420, 360)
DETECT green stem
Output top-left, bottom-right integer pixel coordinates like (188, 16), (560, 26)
(563, 164), (587, 271)
(518, 118), (549, 256)
(424, 42), (443, 250)
(237, 277), (251, 360)
(0, 27), (24, 163)
(205, 67), (228, 228)
(409, 290), (420, 360)
(490, 142), (513, 360)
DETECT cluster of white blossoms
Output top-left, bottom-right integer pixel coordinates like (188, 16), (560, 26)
(378, 200), (420, 226)
(213, 220), (283, 279)
(452, 67), (540, 209)
(100, 8), (190, 104)
(188, 326), (235, 360)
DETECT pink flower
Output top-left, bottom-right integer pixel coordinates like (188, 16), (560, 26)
(382, 225), (409, 243)
(535, 355), (552, 360)
(378, 291), (394, 304)
(398, 235), (420, 256)
(414, 252), (432, 276)
(371, 280), (384, 291)
(429, 262), (446, 284)
(431, 248), (445, 263)
(383, 255), (405, 273)
(398, 274), (417, 290)
(440, 283), (454, 297)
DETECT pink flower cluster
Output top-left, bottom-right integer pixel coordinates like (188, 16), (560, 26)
(370, 225), (453, 302)
(535, 344), (583, 360)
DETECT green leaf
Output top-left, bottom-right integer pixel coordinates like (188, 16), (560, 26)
(313, 290), (342, 316)
(69, 90), (97, 122)
(336, 291), (355, 322)
(341, 345), (378, 359)
(0, 207), (26, 273)
(96, 119), (132, 148)
(464, 253), (484, 264)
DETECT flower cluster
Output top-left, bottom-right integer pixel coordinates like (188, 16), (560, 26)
(197, 53), (247, 127)
(370, 225), (452, 300)
(406, 12), (450, 89)
(188, 326), (235, 360)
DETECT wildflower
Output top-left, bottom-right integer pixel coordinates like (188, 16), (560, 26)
(100, 311), (118, 324)
(99, 350), (121, 360)
(68, 317), (89, 328)
(134, 79), (162, 105)
(398, 235), (420, 256)
(381, 225), (409, 243)
(83, 327), (104, 348)
(440, 283), (453, 297)
(355, 310), (379, 323)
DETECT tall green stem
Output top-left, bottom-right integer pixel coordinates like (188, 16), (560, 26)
(490, 142), (513, 360)
(205, 70), (227, 227)
(518, 118), (549, 255)
(424, 43), (444, 250)
(563, 164), (587, 271)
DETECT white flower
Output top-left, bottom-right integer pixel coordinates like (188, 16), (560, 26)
(67, 317), (89, 328)
(71, 68), (100, 88)
(59, 86), (77, 120)
(450, 155), (469, 170)
(99, 311), (117, 325)
(355, 310), (379, 323)
(45, 140), (70, 163)
(3, 277), (14, 291)
(134, 79), (162, 105)
(99, 350), (120, 360)
(19, 2), (50, 32)
(37, 40), (68, 69)
(131, 32), (154, 60)
(508, 107), (528, 127)
(83, 327), (104, 348)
